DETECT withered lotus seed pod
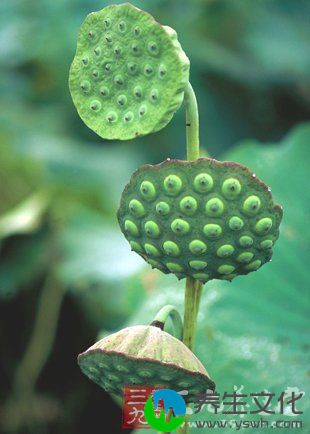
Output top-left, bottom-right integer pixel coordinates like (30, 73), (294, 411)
(118, 158), (283, 283)
(78, 305), (215, 401)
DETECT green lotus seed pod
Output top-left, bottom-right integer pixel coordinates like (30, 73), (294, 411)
(180, 196), (198, 215)
(189, 240), (207, 255)
(118, 157), (282, 284)
(140, 180), (156, 201)
(156, 201), (170, 216)
(78, 324), (215, 401)
(205, 197), (224, 217)
(129, 199), (145, 217)
(171, 218), (190, 235)
(222, 178), (242, 198)
(69, 3), (190, 140)
(243, 195), (261, 215)
(164, 175), (183, 196)
(163, 241), (180, 256)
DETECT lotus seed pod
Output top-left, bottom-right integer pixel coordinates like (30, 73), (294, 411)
(69, 3), (190, 140)
(78, 325), (215, 402)
(118, 158), (283, 283)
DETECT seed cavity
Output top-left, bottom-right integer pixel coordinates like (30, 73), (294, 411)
(81, 56), (89, 66)
(114, 75), (124, 85)
(140, 181), (156, 201)
(124, 111), (134, 122)
(133, 26), (141, 36)
(144, 243), (160, 257)
(205, 198), (224, 217)
(171, 219), (190, 235)
(180, 196), (197, 215)
(189, 260), (207, 270)
(144, 65), (153, 76)
(222, 178), (242, 198)
(166, 262), (183, 273)
(260, 239), (273, 249)
(156, 201), (170, 216)
(189, 240), (207, 255)
(106, 111), (117, 123)
(114, 45), (122, 56)
(164, 175), (182, 195)
(144, 221), (160, 238)
(194, 173), (213, 193)
(159, 64), (167, 77)
(117, 94), (127, 106)
(129, 199), (145, 217)
(217, 244), (234, 258)
(104, 18), (111, 28)
(103, 62), (112, 72)
(150, 89), (159, 102)
(90, 100), (101, 111)
(218, 264), (235, 275)
(131, 43), (140, 55)
(105, 33), (113, 43)
(128, 62), (138, 74)
(243, 195), (261, 215)
(148, 41), (159, 55)
(163, 241), (180, 256)
(134, 86), (143, 98)
(139, 105), (147, 116)
(203, 224), (222, 239)
(255, 218), (273, 234)
(118, 20), (126, 32)
(239, 235), (253, 248)
(100, 86), (109, 97)
(229, 216), (244, 231)
(92, 69), (99, 79)
(124, 220), (139, 236)
(245, 259), (262, 271)
(237, 252), (254, 263)
(80, 80), (91, 93)
(94, 46), (101, 56)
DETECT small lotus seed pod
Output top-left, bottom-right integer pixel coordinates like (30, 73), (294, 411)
(69, 3), (190, 140)
(78, 323), (215, 402)
(118, 157), (282, 284)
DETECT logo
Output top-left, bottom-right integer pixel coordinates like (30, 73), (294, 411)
(144, 389), (186, 432)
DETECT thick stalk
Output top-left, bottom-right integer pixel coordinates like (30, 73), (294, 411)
(151, 304), (183, 341)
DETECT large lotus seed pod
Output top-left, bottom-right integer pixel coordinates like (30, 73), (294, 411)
(69, 3), (189, 140)
(78, 325), (215, 402)
(118, 158), (283, 283)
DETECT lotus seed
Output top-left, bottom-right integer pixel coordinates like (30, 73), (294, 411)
(114, 75), (124, 85)
(189, 240), (207, 255)
(117, 94), (127, 106)
(163, 241), (180, 256)
(94, 47), (101, 56)
(180, 196), (197, 215)
(124, 220), (139, 236)
(189, 260), (207, 270)
(239, 235), (253, 248)
(90, 100), (101, 111)
(134, 27), (141, 36)
(140, 181), (156, 201)
(124, 112), (134, 122)
(91, 69), (99, 79)
(218, 264), (235, 275)
(148, 42), (159, 55)
(166, 262), (183, 273)
(150, 89), (159, 102)
(134, 86), (143, 98)
(103, 62), (112, 72)
(104, 19), (111, 28)
(237, 252), (254, 263)
(100, 86), (109, 97)
(205, 198), (224, 217)
(164, 175), (182, 195)
(81, 56), (89, 66)
(159, 64), (167, 77)
(148, 259), (165, 269)
(116, 364), (129, 373)
(128, 62), (138, 74)
(260, 239), (273, 249)
(129, 199), (145, 217)
(118, 21), (126, 32)
(80, 80), (91, 93)
(156, 201), (170, 216)
(229, 216), (244, 231)
(171, 219), (190, 235)
(106, 111), (117, 122)
(217, 244), (234, 257)
(144, 243), (160, 257)
(114, 45), (122, 56)
(194, 173), (213, 193)
(144, 221), (160, 238)
(192, 273), (209, 281)
(105, 34), (113, 43)
(243, 195), (261, 215)
(255, 217), (273, 234)
(129, 241), (144, 253)
(222, 178), (241, 198)
(139, 105), (147, 116)
(131, 43), (140, 54)
(203, 224), (222, 238)
(245, 259), (262, 270)
(139, 370), (153, 378)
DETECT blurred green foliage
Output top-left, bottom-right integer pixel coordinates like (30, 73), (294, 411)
(0, 0), (309, 433)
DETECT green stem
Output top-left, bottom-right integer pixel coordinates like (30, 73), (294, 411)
(182, 278), (203, 351)
(151, 305), (183, 341)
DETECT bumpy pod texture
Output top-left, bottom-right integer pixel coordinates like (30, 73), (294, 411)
(118, 158), (283, 283)
(69, 3), (189, 140)
(78, 325), (215, 401)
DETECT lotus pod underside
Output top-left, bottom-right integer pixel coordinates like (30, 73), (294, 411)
(118, 158), (283, 283)
(69, 3), (189, 140)
(78, 325), (215, 402)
